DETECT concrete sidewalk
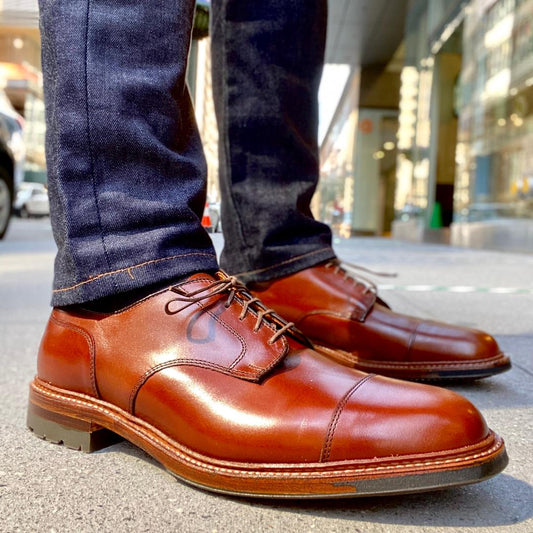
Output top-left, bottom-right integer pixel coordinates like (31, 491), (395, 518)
(1, 218), (532, 533)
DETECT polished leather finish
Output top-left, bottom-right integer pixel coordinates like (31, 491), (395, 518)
(29, 272), (507, 497)
(250, 263), (511, 380)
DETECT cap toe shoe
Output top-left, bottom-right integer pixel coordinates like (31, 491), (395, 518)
(250, 262), (511, 381)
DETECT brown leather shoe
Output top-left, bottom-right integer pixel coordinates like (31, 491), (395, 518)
(28, 272), (507, 498)
(249, 261), (511, 381)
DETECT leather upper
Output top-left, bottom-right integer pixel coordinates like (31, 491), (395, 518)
(37, 272), (489, 464)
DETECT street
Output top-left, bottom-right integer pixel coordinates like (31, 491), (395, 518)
(1, 218), (532, 533)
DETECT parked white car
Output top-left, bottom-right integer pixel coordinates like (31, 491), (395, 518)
(14, 182), (50, 218)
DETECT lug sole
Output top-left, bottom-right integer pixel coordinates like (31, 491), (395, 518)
(27, 378), (508, 499)
(313, 344), (512, 382)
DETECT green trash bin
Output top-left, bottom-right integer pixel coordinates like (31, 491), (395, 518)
(430, 202), (443, 229)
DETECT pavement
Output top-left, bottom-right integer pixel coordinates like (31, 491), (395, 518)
(0, 217), (532, 533)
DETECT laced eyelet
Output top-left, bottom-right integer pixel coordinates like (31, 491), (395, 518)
(166, 275), (297, 345)
(325, 260), (388, 296)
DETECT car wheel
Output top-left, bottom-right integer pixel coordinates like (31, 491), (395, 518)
(20, 205), (29, 219)
(0, 169), (12, 239)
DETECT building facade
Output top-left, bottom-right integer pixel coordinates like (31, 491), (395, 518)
(317, 1), (408, 238)
(393, 0), (533, 251)
(0, 0), (45, 183)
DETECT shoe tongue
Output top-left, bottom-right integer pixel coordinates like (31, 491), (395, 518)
(175, 271), (250, 301)
(179, 271), (219, 285)
(168, 272), (217, 297)
(215, 270), (230, 281)
(183, 271), (229, 282)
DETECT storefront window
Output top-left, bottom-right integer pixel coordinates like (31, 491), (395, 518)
(395, 0), (533, 241)
(455, 0), (533, 222)
(394, 0), (439, 221)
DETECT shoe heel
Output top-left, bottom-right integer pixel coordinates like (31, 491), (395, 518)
(27, 401), (122, 452)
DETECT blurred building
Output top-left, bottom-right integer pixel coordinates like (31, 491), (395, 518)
(393, 0), (533, 252)
(0, 0), (45, 182)
(318, 1), (409, 237)
(320, 0), (533, 253)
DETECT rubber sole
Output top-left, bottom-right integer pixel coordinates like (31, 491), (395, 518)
(27, 378), (508, 499)
(314, 344), (512, 382)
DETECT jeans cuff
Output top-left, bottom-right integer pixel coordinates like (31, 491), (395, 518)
(232, 247), (336, 285)
(51, 252), (219, 307)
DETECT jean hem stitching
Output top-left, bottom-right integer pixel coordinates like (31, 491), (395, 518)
(52, 252), (217, 293)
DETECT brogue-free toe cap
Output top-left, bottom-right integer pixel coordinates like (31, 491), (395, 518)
(324, 375), (489, 462)
(409, 321), (504, 363)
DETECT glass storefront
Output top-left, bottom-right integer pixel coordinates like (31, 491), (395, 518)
(395, 0), (464, 230)
(455, 0), (533, 222)
(394, 0), (533, 251)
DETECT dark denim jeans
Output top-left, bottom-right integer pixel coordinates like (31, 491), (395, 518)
(40, 0), (334, 306)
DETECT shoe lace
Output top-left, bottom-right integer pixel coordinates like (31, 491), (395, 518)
(324, 259), (397, 295)
(165, 275), (297, 345)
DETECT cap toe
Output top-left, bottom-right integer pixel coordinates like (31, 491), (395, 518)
(325, 375), (489, 462)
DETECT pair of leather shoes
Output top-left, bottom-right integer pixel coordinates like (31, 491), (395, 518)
(28, 270), (508, 498)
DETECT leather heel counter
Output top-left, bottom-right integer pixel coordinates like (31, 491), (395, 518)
(37, 312), (98, 397)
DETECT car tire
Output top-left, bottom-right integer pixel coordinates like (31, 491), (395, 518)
(19, 205), (29, 219)
(0, 168), (12, 239)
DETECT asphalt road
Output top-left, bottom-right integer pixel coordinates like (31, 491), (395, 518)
(1, 218), (532, 533)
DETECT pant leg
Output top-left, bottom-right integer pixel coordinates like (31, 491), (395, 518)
(211, 0), (335, 284)
(39, 0), (218, 307)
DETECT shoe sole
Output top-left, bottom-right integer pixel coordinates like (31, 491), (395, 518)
(314, 344), (512, 382)
(27, 378), (508, 499)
